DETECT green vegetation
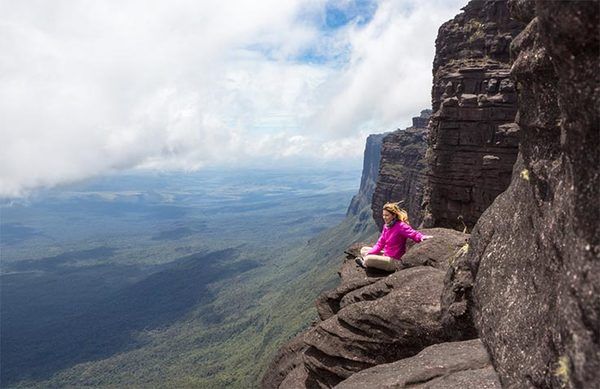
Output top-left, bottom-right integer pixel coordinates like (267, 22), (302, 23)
(1, 169), (376, 388)
(11, 215), (375, 389)
(466, 19), (485, 43)
(554, 355), (570, 388)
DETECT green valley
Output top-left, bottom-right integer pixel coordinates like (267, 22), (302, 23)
(1, 168), (376, 388)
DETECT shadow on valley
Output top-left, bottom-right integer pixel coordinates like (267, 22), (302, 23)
(0, 223), (43, 245)
(0, 248), (259, 386)
(5, 247), (118, 272)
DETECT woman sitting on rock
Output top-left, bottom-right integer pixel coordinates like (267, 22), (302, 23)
(356, 202), (432, 272)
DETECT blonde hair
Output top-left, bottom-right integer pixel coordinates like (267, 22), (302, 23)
(383, 202), (410, 224)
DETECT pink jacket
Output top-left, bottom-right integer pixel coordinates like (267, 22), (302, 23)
(368, 221), (424, 260)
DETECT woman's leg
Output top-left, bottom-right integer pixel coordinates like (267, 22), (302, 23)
(360, 246), (372, 258)
(363, 254), (396, 272)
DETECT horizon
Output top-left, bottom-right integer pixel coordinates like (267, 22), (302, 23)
(0, 163), (363, 204)
(1, 0), (467, 198)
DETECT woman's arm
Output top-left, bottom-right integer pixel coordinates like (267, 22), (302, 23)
(368, 233), (386, 254)
(397, 222), (425, 242)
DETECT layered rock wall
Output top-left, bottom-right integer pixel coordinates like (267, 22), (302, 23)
(443, 1), (599, 387)
(423, 0), (524, 231)
(371, 111), (430, 230)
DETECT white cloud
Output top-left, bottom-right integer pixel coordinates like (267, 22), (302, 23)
(310, 0), (466, 134)
(0, 0), (466, 197)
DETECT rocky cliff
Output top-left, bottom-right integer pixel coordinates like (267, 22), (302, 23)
(263, 1), (598, 388)
(371, 110), (430, 230)
(422, 0), (524, 231)
(347, 133), (385, 219)
(261, 229), (487, 388)
(443, 1), (599, 387)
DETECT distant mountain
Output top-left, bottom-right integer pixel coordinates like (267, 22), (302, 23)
(347, 133), (386, 218)
(371, 110), (430, 230)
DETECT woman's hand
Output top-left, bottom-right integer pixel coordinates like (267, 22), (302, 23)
(421, 235), (433, 241)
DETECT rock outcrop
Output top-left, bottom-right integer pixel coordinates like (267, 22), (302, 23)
(422, 0), (525, 231)
(335, 339), (501, 389)
(411, 109), (432, 129)
(371, 110), (430, 230)
(442, 1), (599, 387)
(263, 229), (475, 388)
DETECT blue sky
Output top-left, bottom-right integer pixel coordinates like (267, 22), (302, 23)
(0, 0), (467, 198)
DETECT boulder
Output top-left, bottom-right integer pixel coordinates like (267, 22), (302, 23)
(303, 267), (450, 387)
(264, 226), (478, 388)
(400, 227), (469, 272)
(335, 339), (500, 389)
(316, 257), (388, 321)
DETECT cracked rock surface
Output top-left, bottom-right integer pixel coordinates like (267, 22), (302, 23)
(335, 339), (500, 389)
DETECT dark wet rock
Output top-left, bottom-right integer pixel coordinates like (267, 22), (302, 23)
(335, 339), (500, 389)
(371, 111), (430, 229)
(422, 0), (525, 231)
(442, 1), (600, 387)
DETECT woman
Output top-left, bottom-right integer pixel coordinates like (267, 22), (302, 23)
(356, 202), (432, 272)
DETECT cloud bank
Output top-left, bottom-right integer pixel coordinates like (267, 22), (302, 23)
(0, 0), (466, 197)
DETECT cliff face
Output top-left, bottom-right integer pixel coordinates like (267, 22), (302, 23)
(261, 229), (479, 388)
(422, 0), (524, 231)
(263, 1), (598, 388)
(443, 1), (599, 387)
(371, 110), (430, 230)
(347, 134), (385, 218)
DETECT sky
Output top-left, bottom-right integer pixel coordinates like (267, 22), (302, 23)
(0, 0), (467, 198)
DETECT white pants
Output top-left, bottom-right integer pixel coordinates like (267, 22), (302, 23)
(360, 246), (397, 272)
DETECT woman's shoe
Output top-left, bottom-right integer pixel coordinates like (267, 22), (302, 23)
(355, 257), (366, 268)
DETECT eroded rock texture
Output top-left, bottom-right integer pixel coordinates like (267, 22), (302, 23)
(263, 230), (476, 388)
(443, 1), (599, 387)
(423, 0), (525, 231)
(334, 339), (501, 389)
(303, 266), (448, 388)
(371, 110), (430, 230)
